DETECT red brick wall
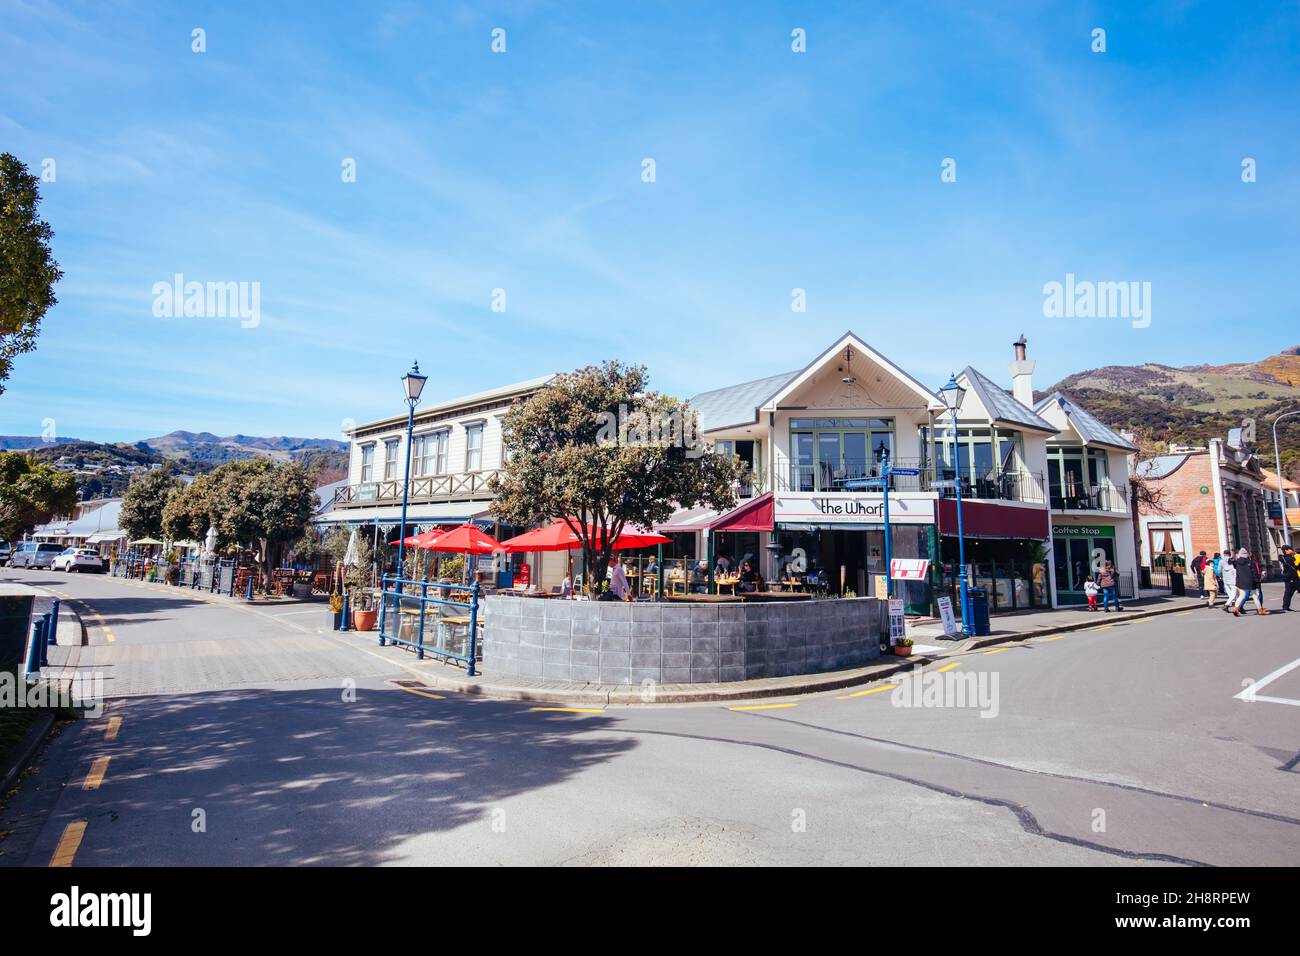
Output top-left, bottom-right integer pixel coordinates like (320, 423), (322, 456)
(1142, 452), (1223, 554)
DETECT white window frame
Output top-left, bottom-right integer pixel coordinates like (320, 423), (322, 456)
(464, 422), (484, 473)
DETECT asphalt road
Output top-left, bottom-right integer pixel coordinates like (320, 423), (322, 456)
(1, 569), (1297, 866)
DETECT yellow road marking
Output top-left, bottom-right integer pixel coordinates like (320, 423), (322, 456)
(396, 685), (445, 701)
(984, 647), (1009, 655)
(835, 684), (899, 699)
(529, 706), (605, 713)
(82, 756), (110, 791)
(49, 820), (88, 867)
(1088, 624), (1114, 631)
(1041, 635), (1065, 641)
(1173, 611), (1194, 617)
(727, 702), (796, 711)
(104, 716), (121, 741)
(935, 662), (962, 672)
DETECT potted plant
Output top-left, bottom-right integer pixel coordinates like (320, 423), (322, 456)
(328, 592), (344, 630)
(894, 637), (914, 657)
(352, 601), (377, 632)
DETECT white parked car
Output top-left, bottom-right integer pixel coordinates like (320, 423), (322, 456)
(52, 547), (107, 573)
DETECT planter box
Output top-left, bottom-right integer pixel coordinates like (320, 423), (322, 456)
(352, 608), (377, 632)
(291, 582), (312, 599)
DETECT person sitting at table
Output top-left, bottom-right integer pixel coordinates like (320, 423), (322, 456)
(715, 554), (732, 576)
(738, 560), (761, 593)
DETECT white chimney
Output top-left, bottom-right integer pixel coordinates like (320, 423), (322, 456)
(1009, 334), (1035, 407)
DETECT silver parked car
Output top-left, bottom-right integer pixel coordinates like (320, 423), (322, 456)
(9, 542), (67, 569)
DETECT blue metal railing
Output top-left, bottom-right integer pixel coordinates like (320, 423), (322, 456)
(376, 576), (481, 675)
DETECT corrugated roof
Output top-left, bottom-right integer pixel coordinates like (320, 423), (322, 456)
(353, 374), (556, 434)
(1035, 391), (1138, 451)
(1134, 454), (1189, 480)
(960, 367), (1058, 433)
(1261, 468), (1300, 492)
(688, 371), (798, 433)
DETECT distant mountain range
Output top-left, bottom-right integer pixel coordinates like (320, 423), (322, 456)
(1040, 347), (1300, 475)
(0, 431), (349, 499)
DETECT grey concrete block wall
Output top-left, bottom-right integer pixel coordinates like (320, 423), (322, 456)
(482, 594), (885, 685)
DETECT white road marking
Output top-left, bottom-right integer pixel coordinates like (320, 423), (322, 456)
(1235, 655), (1300, 708)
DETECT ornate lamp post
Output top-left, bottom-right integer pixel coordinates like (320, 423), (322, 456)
(938, 374), (972, 636)
(395, 361), (428, 586)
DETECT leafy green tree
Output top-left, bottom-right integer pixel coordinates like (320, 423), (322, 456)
(206, 458), (317, 588)
(0, 451), (77, 541)
(161, 474), (213, 543)
(0, 153), (63, 392)
(489, 361), (741, 592)
(120, 468), (183, 541)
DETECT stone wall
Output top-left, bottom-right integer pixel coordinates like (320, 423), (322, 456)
(482, 594), (885, 685)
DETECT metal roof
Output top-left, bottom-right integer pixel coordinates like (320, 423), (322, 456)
(1035, 391), (1138, 451)
(959, 367), (1058, 433)
(687, 371), (798, 434)
(352, 374), (556, 434)
(1133, 454), (1189, 480)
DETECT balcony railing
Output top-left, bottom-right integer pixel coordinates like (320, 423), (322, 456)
(1048, 480), (1128, 513)
(333, 470), (503, 508)
(780, 459), (1047, 505)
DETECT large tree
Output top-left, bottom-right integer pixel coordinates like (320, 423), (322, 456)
(0, 153), (63, 392)
(489, 361), (741, 593)
(206, 458), (317, 588)
(161, 473), (213, 543)
(0, 451), (77, 541)
(120, 468), (184, 541)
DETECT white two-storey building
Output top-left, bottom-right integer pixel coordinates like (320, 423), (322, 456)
(325, 333), (1137, 612)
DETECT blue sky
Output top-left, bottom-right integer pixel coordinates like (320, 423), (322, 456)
(1, 1), (1297, 443)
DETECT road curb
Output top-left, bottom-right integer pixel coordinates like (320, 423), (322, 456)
(954, 599), (1204, 652)
(378, 650), (937, 706)
(0, 711), (56, 797)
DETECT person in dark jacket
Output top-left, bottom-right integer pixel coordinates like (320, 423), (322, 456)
(1228, 549), (1259, 617)
(1190, 550), (1208, 598)
(1280, 546), (1300, 612)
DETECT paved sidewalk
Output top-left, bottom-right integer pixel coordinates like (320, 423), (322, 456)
(910, 592), (1207, 650)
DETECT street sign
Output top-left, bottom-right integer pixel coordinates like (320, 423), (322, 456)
(890, 558), (929, 580)
(890, 467), (920, 476)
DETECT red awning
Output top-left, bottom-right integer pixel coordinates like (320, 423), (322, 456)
(711, 492), (774, 533)
(936, 498), (1051, 540)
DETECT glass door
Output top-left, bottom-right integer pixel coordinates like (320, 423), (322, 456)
(817, 433), (841, 490)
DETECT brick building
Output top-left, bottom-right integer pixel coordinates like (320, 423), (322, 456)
(1136, 435), (1273, 577)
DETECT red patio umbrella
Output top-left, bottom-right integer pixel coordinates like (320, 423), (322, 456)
(426, 523), (501, 555)
(609, 526), (671, 550)
(498, 519), (592, 552)
(401, 528), (445, 549)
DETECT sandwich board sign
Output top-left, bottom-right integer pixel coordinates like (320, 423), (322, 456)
(888, 598), (906, 643)
(936, 596), (959, 638)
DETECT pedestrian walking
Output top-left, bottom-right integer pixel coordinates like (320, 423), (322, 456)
(1212, 551), (1225, 592)
(1249, 554), (1270, 615)
(1228, 548), (1259, 617)
(1084, 576), (1099, 610)
(1280, 545), (1300, 612)
(1097, 561), (1121, 612)
(1221, 555), (1238, 611)
(1202, 561), (1219, 608)
(1190, 550), (1208, 598)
